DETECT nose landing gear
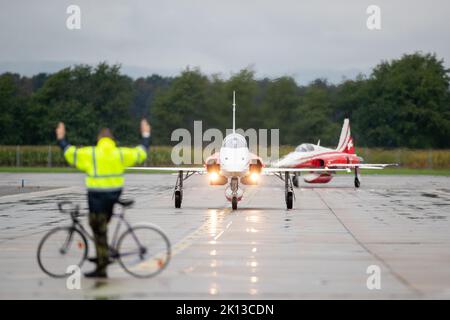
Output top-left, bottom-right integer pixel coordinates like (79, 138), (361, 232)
(231, 197), (238, 210)
(230, 177), (239, 210)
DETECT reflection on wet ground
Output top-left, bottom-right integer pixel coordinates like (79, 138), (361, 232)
(0, 173), (450, 298)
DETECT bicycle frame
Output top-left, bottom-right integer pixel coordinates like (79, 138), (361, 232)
(39, 200), (171, 278)
(66, 203), (145, 258)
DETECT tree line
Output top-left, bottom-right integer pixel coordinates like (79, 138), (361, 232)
(0, 52), (449, 148)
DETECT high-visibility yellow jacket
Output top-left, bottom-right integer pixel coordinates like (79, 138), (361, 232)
(63, 137), (147, 190)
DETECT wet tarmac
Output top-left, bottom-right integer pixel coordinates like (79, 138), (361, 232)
(0, 173), (450, 299)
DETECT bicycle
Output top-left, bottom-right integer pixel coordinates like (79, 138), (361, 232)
(37, 199), (171, 278)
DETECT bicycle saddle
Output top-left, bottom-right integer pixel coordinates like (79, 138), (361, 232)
(117, 198), (134, 207)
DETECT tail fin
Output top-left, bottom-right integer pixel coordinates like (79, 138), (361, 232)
(336, 118), (355, 154)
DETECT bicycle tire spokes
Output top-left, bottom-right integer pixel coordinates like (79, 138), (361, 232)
(117, 225), (171, 278)
(37, 227), (88, 278)
(59, 230), (75, 254)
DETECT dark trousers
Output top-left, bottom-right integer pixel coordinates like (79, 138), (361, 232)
(87, 190), (122, 271)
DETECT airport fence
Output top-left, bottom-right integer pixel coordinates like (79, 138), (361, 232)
(0, 145), (449, 169)
(0, 145), (173, 167)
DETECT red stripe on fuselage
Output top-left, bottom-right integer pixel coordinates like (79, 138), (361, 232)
(290, 150), (360, 168)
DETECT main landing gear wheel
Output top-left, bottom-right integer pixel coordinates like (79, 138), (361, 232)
(232, 197), (238, 210)
(354, 167), (360, 188)
(174, 190), (182, 208)
(286, 191), (293, 209)
(292, 174), (299, 188)
(284, 172), (295, 210)
(174, 170), (183, 208)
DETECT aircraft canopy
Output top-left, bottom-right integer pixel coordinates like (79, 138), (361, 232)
(222, 134), (247, 148)
(295, 143), (315, 152)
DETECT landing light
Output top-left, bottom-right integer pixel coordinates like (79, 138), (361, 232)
(250, 172), (259, 182)
(209, 172), (219, 182)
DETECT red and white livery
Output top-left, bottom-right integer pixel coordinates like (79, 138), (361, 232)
(273, 119), (396, 188)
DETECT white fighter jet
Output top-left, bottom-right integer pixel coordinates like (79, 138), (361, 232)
(131, 92), (347, 210)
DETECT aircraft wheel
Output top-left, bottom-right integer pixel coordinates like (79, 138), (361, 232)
(174, 190), (182, 208)
(286, 191), (293, 209)
(292, 175), (299, 188)
(354, 177), (360, 188)
(231, 197), (238, 210)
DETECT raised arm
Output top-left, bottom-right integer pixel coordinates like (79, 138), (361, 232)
(55, 122), (90, 171)
(56, 122), (69, 151)
(140, 118), (151, 150)
(119, 119), (151, 167)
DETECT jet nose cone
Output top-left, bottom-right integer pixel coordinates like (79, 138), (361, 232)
(221, 163), (246, 172)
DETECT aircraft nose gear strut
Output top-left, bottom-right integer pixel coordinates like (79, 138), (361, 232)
(230, 177), (239, 210)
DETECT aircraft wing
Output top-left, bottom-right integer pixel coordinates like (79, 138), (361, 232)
(128, 167), (206, 172)
(262, 167), (350, 174)
(328, 163), (398, 170)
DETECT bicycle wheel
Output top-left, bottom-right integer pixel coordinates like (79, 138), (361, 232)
(117, 224), (171, 278)
(37, 227), (88, 278)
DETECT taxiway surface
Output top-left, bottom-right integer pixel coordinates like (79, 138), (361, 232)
(0, 173), (449, 299)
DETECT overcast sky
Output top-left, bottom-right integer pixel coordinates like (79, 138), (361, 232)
(0, 0), (449, 84)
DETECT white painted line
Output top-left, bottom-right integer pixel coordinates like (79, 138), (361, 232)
(214, 230), (225, 241)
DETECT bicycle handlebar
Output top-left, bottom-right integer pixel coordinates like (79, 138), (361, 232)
(58, 201), (81, 219)
(58, 201), (73, 213)
(58, 198), (132, 219)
